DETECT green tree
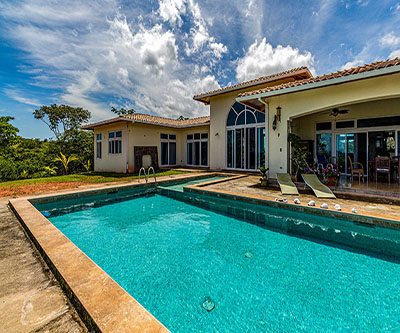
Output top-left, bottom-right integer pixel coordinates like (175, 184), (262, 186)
(33, 104), (91, 140)
(176, 115), (188, 120)
(53, 152), (78, 175)
(0, 116), (19, 148)
(111, 107), (135, 116)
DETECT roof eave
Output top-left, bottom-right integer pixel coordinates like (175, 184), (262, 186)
(193, 68), (312, 102)
(80, 116), (131, 130)
(237, 65), (400, 103)
(133, 120), (210, 128)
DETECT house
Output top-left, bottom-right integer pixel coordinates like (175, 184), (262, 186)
(82, 57), (400, 179)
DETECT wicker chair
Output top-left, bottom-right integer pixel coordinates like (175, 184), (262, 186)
(375, 156), (390, 184)
(348, 156), (364, 184)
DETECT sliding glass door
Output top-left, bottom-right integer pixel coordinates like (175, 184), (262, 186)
(336, 133), (367, 175)
(226, 102), (266, 170)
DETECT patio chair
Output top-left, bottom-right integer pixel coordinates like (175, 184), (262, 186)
(302, 174), (336, 199)
(276, 173), (299, 195)
(375, 156), (390, 184)
(348, 156), (364, 184)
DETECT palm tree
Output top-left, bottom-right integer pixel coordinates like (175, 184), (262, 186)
(54, 152), (78, 175)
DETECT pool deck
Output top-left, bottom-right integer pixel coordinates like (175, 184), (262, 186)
(5, 172), (217, 333)
(0, 199), (87, 333)
(194, 175), (400, 225)
(4, 171), (400, 332)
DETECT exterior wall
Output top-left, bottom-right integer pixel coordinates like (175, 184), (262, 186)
(93, 121), (210, 173)
(263, 73), (400, 178)
(179, 126), (210, 167)
(208, 78), (295, 170)
(94, 122), (128, 173)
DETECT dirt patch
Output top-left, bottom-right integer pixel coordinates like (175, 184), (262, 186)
(0, 182), (86, 198)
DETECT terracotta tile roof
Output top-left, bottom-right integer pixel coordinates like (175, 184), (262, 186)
(193, 67), (312, 104)
(238, 57), (400, 98)
(121, 113), (210, 127)
(81, 113), (210, 130)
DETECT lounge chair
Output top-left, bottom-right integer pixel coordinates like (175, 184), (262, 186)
(276, 173), (299, 195)
(302, 174), (336, 198)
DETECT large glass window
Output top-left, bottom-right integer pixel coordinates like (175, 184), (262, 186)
(316, 133), (332, 166)
(226, 102), (265, 170)
(160, 134), (176, 166)
(96, 133), (102, 159)
(186, 132), (208, 166)
(108, 130), (122, 154)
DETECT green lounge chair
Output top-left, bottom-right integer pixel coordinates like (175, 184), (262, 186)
(276, 173), (299, 195)
(302, 174), (336, 199)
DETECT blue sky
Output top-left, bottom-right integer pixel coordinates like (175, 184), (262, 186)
(0, 0), (399, 138)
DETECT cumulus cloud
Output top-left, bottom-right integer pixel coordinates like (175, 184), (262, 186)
(159, 0), (186, 26)
(0, 0), (221, 120)
(235, 38), (315, 81)
(183, 0), (227, 59)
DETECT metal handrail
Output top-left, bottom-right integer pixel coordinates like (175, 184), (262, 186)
(147, 166), (157, 185)
(138, 167), (148, 183)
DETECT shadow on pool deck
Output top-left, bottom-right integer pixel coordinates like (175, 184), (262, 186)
(203, 175), (400, 221)
(0, 200), (87, 333)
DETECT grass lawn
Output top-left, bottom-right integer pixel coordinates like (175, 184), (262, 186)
(0, 169), (196, 197)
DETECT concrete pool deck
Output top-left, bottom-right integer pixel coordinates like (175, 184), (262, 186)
(197, 175), (400, 223)
(5, 172), (223, 332)
(0, 199), (87, 333)
(4, 171), (400, 332)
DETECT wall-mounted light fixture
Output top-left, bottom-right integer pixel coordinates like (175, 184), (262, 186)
(272, 115), (277, 131)
(276, 106), (282, 122)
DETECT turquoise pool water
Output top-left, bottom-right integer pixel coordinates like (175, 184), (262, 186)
(46, 192), (400, 332)
(159, 175), (227, 192)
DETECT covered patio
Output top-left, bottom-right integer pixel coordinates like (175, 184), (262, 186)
(235, 58), (400, 199)
(291, 97), (400, 191)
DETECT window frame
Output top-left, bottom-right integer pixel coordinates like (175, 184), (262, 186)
(96, 133), (102, 159)
(225, 102), (265, 170)
(108, 130), (122, 155)
(160, 133), (177, 166)
(186, 132), (209, 167)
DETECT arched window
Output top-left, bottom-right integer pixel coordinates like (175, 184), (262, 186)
(226, 102), (265, 127)
(226, 102), (265, 170)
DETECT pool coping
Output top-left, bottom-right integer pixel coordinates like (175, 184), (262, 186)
(184, 183), (400, 229)
(8, 172), (237, 332)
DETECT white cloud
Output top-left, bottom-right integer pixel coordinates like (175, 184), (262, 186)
(3, 88), (41, 107)
(380, 32), (400, 47)
(0, 1), (221, 120)
(184, 0), (227, 59)
(390, 49), (400, 58)
(341, 59), (365, 70)
(159, 0), (186, 26)
(235, 38), (315, 82)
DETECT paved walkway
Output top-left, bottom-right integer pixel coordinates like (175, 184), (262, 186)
(0, 200), (86, 333)
(204, 175), (400, 220)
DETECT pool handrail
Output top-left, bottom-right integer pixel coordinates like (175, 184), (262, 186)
(138, 167), (148, 183)
(147, 166), (157, 185)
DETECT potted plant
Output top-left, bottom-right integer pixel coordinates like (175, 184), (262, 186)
(323, 165), (340, 186)
(288, 133), (309, 181)
(258, 167), (269, 186)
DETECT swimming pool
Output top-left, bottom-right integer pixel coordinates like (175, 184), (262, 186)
(34, 181), (400, 331)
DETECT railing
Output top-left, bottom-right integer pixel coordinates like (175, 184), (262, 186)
(147, 166), (157, 185)
(138, 166), (157, 185)
(138, 167), (148, 183)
